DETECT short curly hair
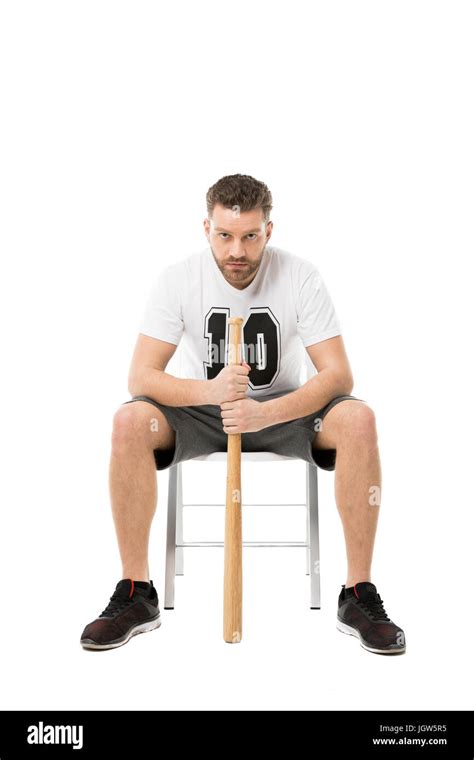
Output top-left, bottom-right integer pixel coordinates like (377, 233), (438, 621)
(206, 174), (273, 222)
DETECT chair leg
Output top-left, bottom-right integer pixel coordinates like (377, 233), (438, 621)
(176, 463), (184, 575)
(307, 462), (321, 609)
(306, 484), (310, 576)
(164, 464), (178, 609)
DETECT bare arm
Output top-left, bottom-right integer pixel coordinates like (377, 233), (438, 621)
(128, 333), (250, 406)
(262, 335), (354, 425)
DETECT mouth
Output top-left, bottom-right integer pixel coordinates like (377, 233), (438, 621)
(226, 262), (247, 268)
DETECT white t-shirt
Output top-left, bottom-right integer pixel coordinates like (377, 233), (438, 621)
(138, 244), (342, 399)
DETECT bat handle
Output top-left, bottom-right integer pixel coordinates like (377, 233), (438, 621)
(228, 316), (244, 366)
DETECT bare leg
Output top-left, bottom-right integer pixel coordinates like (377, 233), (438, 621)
(109, 401), (175, 582)
(312, 400), (381, 587)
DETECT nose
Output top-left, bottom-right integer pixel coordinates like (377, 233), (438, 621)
(229, 243), (246, 260)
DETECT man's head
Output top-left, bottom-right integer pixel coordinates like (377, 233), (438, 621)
(204, 174), (273, 290)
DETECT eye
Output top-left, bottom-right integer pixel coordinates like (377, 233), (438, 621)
(246, 234), (257, 240)
(219, 233), (229, 239)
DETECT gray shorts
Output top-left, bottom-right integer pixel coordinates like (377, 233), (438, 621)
(122, 392), (364, 472)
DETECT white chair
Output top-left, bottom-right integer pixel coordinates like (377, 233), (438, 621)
(164, 452), (321, 610)
(163, 350), (321, 610)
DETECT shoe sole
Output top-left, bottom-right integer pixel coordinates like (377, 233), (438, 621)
(81, 614), (162, 650)
(336, 619), (406, 655)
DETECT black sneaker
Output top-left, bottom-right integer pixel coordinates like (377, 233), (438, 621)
(80, 579), (161, 650)
(337, 581), (406, 655)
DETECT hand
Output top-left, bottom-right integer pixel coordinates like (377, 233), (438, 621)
(220, 397), (270, 434)
(207, 362), (251, 405)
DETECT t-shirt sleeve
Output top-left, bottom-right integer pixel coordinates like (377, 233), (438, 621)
(296, 266), (342, 347)
(138, 266), (184, 345)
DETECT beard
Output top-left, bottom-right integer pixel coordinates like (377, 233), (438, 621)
(210, 243), (267, 285)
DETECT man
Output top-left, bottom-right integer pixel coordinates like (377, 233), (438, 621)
(80, 173), (405, 655)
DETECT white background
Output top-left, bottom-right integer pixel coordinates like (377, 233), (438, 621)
(0, 0), (473, 711)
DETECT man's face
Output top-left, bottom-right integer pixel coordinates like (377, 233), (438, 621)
(203, 203), (273, 290)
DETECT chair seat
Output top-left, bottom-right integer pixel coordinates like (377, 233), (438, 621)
(190, 451), (296, 463)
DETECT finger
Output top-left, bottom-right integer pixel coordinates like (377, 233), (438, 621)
(230, 388), (246, 398)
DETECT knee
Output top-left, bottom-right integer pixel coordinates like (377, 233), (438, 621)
(339, 402), (378, 447)
(111, 403), (151, 450)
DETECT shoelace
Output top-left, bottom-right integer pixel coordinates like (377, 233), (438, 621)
(357, 593), (390, 622)
(99, 593), (134, 618)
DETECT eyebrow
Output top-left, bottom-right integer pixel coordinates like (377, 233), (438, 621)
(213, 228), (261, 234)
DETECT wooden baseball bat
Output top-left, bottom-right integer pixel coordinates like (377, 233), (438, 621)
(224, 317), (243, 643)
